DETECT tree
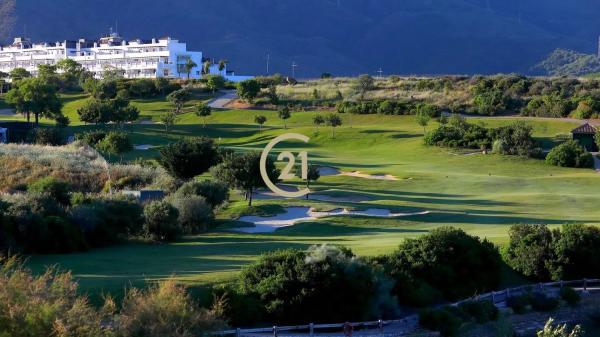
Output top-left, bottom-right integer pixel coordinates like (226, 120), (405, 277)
(236, 79), (260, 104)
(96, 131), (132, 162)
(325, 113), (342, 138)
(202, 60), (212, 75)
(205, 74), (225, 93)
(77, 97), (139, 126)
(211, 151), (279, 206)
(184, 58), (198, 79)
(158, 137), (220, 180)
(166, 89), (191, 114)
(55, 58), (84, 91)
(313, 114), (325, 129)
(355, 74), (375, 99)
(503, 224), (554, 281)
(266, 85), (279, 105)
(195, 102), (212, 127)
(305, 165), (320, 199)
(9, 68), (31, 83)
(154, 77), (171, 96)
(278, 106), (291, 129)
(0, 71), (7, 94)
(237, 245), (397, 324)
(547, 224), (600, 280)
(416, 112), (431, 134)
(143, 200), (180, 241)
(218, 59), (228, 71)
(5, 77), (63, 125)
(160, 112), (177, 134)
(383, 227), (502, 305)
(254, 115), (267, 132)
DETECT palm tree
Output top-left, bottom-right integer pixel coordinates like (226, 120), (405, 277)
(184, 59), (197, 80)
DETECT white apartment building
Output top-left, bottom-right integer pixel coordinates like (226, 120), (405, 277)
(0, 34), (251, 82)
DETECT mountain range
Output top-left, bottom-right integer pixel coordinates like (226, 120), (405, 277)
(3, 0), (600, 77)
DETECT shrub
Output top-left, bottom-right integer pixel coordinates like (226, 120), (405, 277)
(0, 257), (114, 337)
(546, 140), (594, 168)
(70, 196), (143, 246)
(27, 176), (72, 205)
(96, 131), (132, 160)
(174, 180), (229, 209)
(75, 130), (107, 146)
(458, 300), (499, 323)
(170, 195), (214, 233)
(490, 121), (538, 156)
(419, 307), (463, 337)
(530, 292), (559, 312)
(506, 294), (531, 314)
(29, 127), (63, 145)
(117, 278), (225, 337)
(559, 287), (581, 306)
(158, 137), (219, 180)
(143, 200), (181, 241)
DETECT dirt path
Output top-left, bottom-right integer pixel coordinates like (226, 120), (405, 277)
(207, 90), (238, 109)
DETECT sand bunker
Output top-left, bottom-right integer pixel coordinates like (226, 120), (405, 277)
(232, 206), (430, 233)
(340, 171), (399, 181)
(134, 144), (154, 150)
(318, 166), (398, 181)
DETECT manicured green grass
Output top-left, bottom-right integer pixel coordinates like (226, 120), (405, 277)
(14, 93), (600, 297)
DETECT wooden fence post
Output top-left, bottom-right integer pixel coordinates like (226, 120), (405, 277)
(273, 326), (278, 337)
(378, 319), (383, 335)
(491, 291), (495, 303)
(236, 328), (241, 337)
(309, 323), (314, 337)
(584, 278), (588, 292)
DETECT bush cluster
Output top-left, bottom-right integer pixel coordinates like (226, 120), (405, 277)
(336, 100), (440, 116)
(506, 292), (559, 314)
(425, 116), (539, 156)
(0, 177), (143, 253)
(419, 300), (498, 337)
(222, 228), (504, 326)
(545, 140), (594, 168)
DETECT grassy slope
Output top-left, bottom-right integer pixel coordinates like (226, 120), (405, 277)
(9, 93), (600, 297)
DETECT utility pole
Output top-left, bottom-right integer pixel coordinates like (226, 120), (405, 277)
(291, 61), (298, 78)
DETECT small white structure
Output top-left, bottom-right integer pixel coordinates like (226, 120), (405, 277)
(0, 34), (252, 82)
(0, 128), (7, 143)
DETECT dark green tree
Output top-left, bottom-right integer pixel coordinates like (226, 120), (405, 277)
(158, 137), (220, 180)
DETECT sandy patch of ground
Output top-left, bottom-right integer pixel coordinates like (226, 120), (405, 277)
(340, 171), (399, 181)
(232, 206), (430, 233)
(318, 166), (399, 181)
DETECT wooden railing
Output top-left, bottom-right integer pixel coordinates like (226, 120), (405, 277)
(216, 279), (600, 337)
